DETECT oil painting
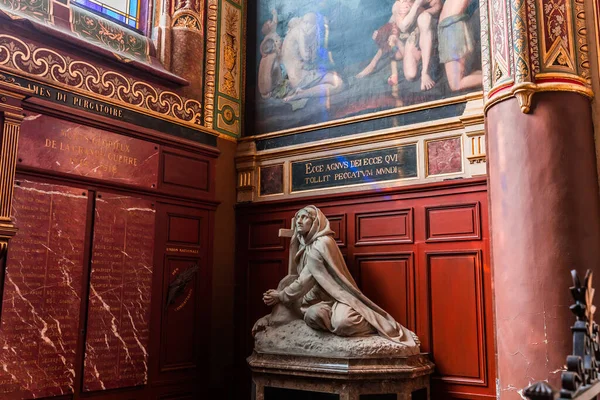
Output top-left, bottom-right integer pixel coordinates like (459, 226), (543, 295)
(254, 0), (482, 134)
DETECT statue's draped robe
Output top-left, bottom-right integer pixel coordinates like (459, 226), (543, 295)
(280, 206), (416, 345)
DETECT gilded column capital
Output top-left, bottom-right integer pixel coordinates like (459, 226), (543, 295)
(0, 77), (32, 259)
(482, 0), (592, 113)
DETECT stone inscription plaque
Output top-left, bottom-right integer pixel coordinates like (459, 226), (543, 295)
(291, 145), (418, 192)
(0, 180), (88, 398)
(19, 112), (159, 188)
(83, 194), (155, 392)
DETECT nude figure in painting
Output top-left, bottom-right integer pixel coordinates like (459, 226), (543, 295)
(438, 0), (482, 91)
(258, 9), (284, 99)
(280, 13), (344, 102)
(357, 0), (441, 91)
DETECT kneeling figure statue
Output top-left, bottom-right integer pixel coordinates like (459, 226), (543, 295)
(252, 205), (417, 351)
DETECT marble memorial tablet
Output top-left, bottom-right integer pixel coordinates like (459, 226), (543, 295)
(83, 194), (155, 391)
(19, 113), (159, 189)
(0, 180), (88, 398)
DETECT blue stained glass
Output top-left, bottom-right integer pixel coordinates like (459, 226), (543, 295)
(129, 0), (137, 17)
(74, 0), (139, 29)
(105, 9), (119, 19)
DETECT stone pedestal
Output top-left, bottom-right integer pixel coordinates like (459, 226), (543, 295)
(248, 352), (434, 400)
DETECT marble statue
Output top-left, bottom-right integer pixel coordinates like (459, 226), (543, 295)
(252, 205), (418, 354)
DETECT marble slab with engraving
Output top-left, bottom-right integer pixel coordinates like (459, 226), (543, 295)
(19, 112), (159, 188)
(0, 180), (88, 398)
(83, 194), (155, 392)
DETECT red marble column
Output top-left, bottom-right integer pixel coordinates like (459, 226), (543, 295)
(486, 92), (600, 399)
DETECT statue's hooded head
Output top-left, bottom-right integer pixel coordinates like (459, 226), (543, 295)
(294, 205), (334, 247)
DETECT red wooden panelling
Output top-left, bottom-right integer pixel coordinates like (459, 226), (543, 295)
(426, 203), (481, 242)
(150, 201), (213, 395)
(236, 178), (494, 400)
(162, 151), (209, 191)
(326, 213), (346, 247)
(167, 215), (202, 245)
(160, 257), (202, 371)
(427, 251), (486, 386)
(357, 254), (415, 330)
(247, 260), (287, 329)
(356, 209), (413, 245)
(248, 220), (286, 250)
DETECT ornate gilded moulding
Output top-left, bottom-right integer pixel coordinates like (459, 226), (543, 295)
(209, 0), (243, 138)
(0, 0), (246, 140)
(0, 32), (210, 134)
(235, 97), (486, 203)
(0, 0), (150, 63)
(482, 0), (592, 113)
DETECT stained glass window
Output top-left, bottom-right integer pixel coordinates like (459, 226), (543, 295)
(74, 0), (140, 29)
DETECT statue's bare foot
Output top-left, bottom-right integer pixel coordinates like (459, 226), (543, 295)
(421, 73), (435, 91)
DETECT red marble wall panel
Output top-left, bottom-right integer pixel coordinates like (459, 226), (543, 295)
(0, 180), (88, 399)
(83, 194), (155, 392)
(19, 113), (159, 188)
(426, 137), (462, 176)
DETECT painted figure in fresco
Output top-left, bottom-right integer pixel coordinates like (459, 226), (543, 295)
(259, 205), (416, 344)
(357, 0), (441, 91)
(438, 0), (482, 91)
(280, 13), (344, 103)
(258, 9), (284, 99)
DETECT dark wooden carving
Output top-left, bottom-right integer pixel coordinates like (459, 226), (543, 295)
(166, 263), (199, 308)
(523, 270), (600, 400)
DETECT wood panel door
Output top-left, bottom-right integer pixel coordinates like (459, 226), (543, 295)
(235, 178), (494, 399)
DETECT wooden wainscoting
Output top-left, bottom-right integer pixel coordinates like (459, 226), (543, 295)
(235, 178), (495, 400)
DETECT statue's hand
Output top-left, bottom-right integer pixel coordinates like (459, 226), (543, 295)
(263, 289), (281, 306)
